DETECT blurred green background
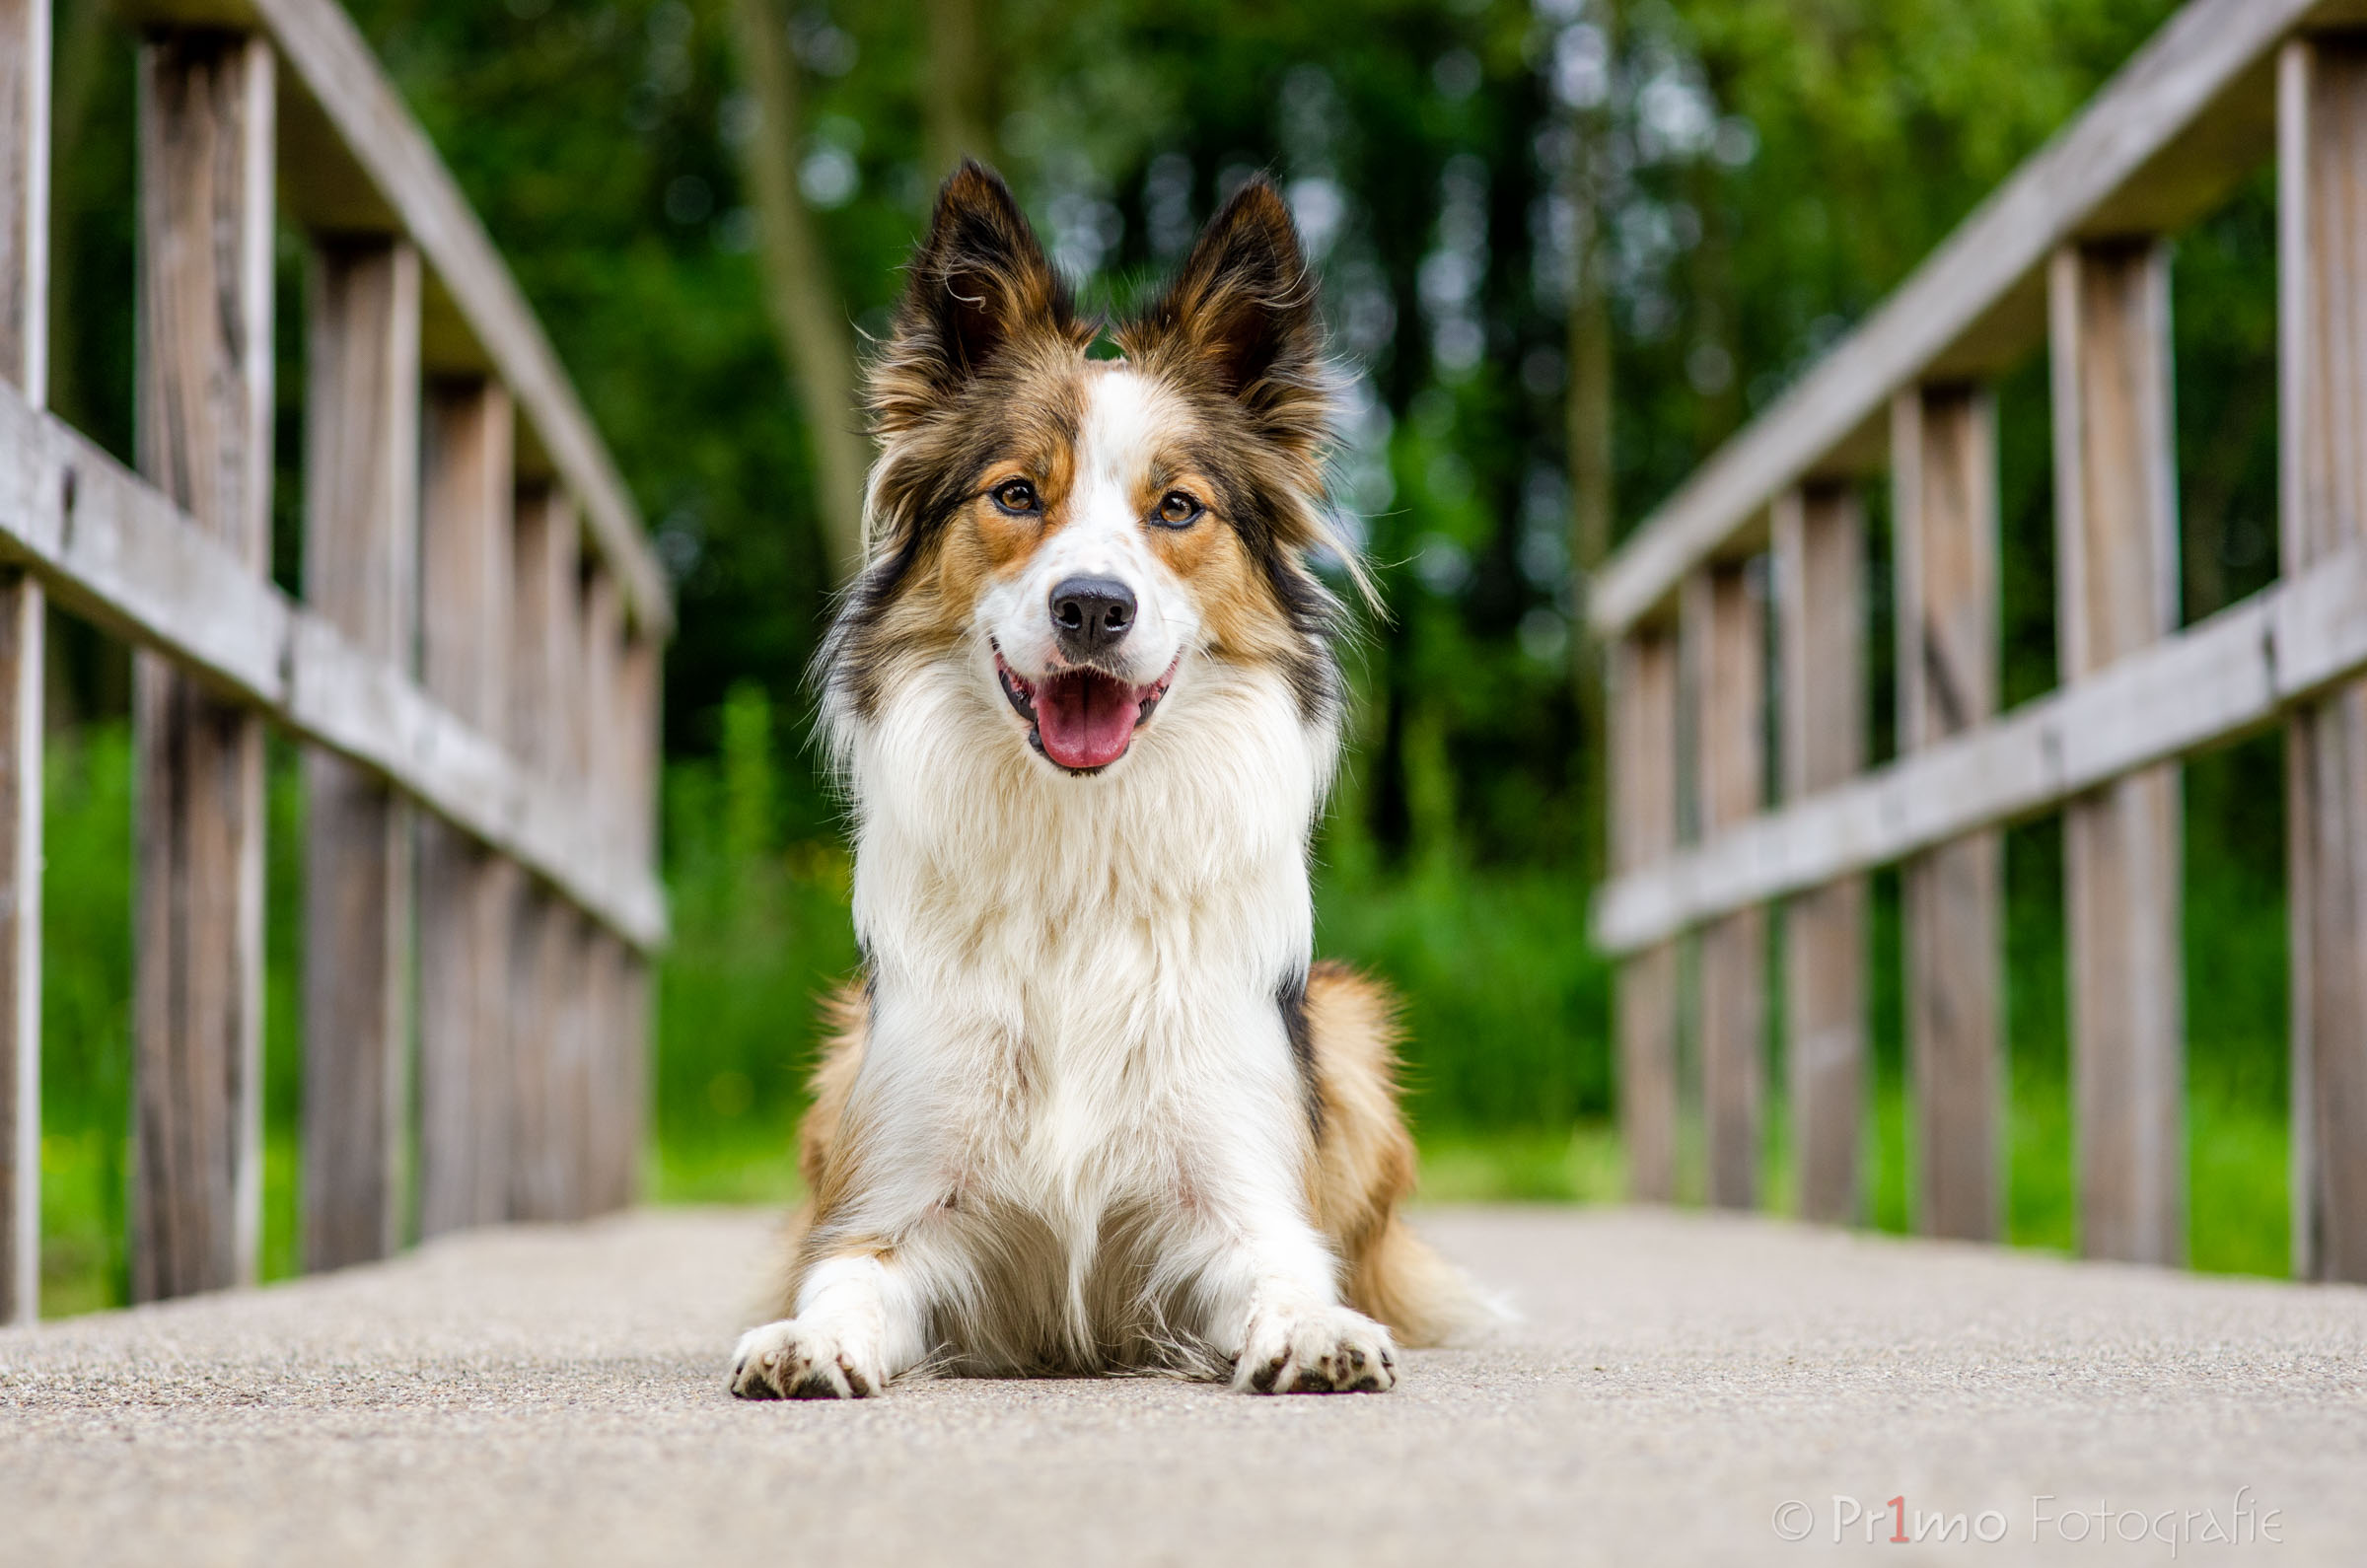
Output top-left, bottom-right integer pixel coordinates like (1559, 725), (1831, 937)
(35, 0), (2292, 1315)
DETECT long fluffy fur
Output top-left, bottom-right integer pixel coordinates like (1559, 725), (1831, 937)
(736, 162), (1486, 1401)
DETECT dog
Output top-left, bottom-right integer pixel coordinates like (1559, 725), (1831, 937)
(729, 161), (1484, 1400)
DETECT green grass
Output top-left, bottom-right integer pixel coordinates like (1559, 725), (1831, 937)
(648, 1125), (805, 1206)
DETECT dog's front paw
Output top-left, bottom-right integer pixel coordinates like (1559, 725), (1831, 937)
(729, 1319), (882, 1400)
(1235, 1305), (1397, 1394)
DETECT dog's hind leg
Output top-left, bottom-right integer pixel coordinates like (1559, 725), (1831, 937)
(1302, 962), (1494, 1348)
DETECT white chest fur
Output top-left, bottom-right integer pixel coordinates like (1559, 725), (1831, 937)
(833, 652), (1332, 1238)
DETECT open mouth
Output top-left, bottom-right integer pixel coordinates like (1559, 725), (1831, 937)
(993, 644), (1176, 773)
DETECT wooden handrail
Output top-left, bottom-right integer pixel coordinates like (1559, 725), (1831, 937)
(0, 0), (672, 1318)
(116, 0), (674, 638)
(0, 379), (665, 948)
(1595, 536), (2367, 951)
(1595, 2), (2367, 1278)
(1587, 0), (2360, 638)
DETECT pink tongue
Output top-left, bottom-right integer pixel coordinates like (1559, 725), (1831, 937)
(1037, 672), (1137, 770)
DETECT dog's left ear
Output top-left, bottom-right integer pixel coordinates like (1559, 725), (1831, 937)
(1125, 177), (1330, 463)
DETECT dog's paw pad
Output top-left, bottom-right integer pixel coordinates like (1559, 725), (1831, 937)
(729, 1319), (881, 1400)
(1236, 1306), (1398, 1395)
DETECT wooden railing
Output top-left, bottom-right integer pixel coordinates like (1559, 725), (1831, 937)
(0, 0), (670, 1320)
(1590, 0), (2367, 1282)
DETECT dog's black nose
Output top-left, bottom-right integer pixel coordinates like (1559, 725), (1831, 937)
(1050, 576), (1135, 658)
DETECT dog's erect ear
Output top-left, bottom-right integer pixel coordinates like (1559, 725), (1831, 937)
(870, 161), (1075, 432)
(1124, 176), (1329, 457)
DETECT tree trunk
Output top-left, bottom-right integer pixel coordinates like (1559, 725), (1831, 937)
(1685, 53), (1744, 459)
(923, 0), (996, 178)
(1566, 0), (1618, 889)
(727, 0), (868, 579)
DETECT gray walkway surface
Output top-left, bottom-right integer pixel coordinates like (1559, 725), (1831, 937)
(3, 1206), (2364, 1566)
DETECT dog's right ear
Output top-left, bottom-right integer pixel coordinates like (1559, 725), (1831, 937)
(870, 161), (1076, 433)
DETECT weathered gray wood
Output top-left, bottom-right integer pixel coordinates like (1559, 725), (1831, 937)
(1589, 0), (2333, 637)
(1686, 564), (1764, 1211)
(0, 0), (47, 1326)
(506, 483), (582, 1222)
(418, 379), (516, 1238)
(0, 577), (36, 1325)
(1611, 632), (1680, 1202)
(108, 0), (672, 636)
(1774, 484), (1865, 1226)
(1894, 386), (2002, 1244)
(575, 569), (623, 1217)
(0, 0), (45, 402)
(2050, 240), (2186, 1266)
(130, 31), (273, 1301)
(1594, 536), (2367, 951)
(105, 0), (670, 634)
(2281, 35), (2367, 1284)
(300, 237), (419, 1271)
(0, 380), (663, 939)
(609, 632), (660, 1210)
(612, 955), (650, 1211)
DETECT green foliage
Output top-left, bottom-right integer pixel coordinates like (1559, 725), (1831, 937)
(37, 728), (311, 1314)
(653, 683), (859, 1159)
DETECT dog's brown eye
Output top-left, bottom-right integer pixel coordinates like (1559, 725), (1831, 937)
(991, 478), (1040, 514)
(1154, 491), (1202, 527)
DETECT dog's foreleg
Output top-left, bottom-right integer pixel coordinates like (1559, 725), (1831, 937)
(729, 1248), (934, 1400)
(1187, 1183), (1399, 1395)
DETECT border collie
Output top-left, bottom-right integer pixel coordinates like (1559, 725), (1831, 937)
(730, 162), (1484, 1399)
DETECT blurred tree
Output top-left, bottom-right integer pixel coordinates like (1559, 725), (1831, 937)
(1554, 0), (1619, 885)
(726, 0), (868, 576)
(924, 0), (1000, 176)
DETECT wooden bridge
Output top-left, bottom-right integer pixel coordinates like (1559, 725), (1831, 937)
(4, 2), (2366, 1564)
(0, 0), (668, 1324)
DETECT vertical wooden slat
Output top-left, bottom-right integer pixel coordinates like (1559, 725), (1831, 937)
(1893, 384), (2004, 1243)
(1686, 563), (1765, 1211)
(418, 379), (515, 1237)
(507, 483), (583, 1223)
(0, 0), (48, 1324)
(2050, 241), (2186, 1267)
(300, 238), (420, 1270)
(130, 32), (273, 1302)
(1612, 631), (1680, 1202)
(577, 568), (623, 1215)
(610, 630), (659, 1211)
(1775, 483), (1866, 1226)
(2281, 36), (2367, 1284)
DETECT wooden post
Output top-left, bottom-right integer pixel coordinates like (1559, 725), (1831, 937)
(507, 483), (583, 1223)
(1775, 483), (1866, 1225)
(577, 568), (623, 1215)
(130, 32), (273, 1301)
(1612, 633), (1680, 1201)
(1893, 384), (2003, 1243)
(300, 237), (420, 1270)
(2050, 240), (2186, 1266)
(1685, 563), (1765, 1211)
(611, 630), (659, 1211)
(2281, 36), (2367, 1284)
(418, 379), (515, 1237)
(0, 0), (46, 1324)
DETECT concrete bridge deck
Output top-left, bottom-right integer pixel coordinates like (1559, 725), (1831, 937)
(4, 1206), (2364, 1565)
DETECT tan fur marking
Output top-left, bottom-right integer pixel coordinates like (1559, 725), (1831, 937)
(1300, 961), (1483, 1348)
